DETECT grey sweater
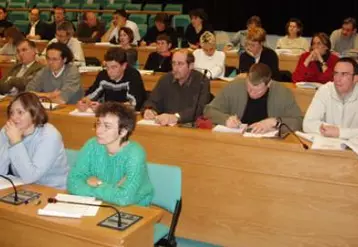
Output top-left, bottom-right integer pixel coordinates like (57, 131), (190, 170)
(26, 63), (83, 104)
(204, 79), (303, 131)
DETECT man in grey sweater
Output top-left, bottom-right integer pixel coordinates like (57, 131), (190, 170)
(26, 42), (83, 104)
(204, 63), (302, 133)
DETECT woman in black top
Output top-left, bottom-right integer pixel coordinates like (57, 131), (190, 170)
(184, 8), (214, 49)
(140, 13), (178, 48)
(144, 34), (172, 72)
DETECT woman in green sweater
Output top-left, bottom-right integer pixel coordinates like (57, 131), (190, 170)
(67, 102), (153, 206)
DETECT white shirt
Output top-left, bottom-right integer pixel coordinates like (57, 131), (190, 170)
(303, 82), (358, 139)
(108, 20), (141, 45)
(193, 49), (225, 79)
(16, 60), (36, 77)
(52, 65), (65, 78)
(29, 20), (39, 36)
(44, 37), (85, 66)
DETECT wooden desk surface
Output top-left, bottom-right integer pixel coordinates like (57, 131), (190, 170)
(0, 184), (162, 247)
(1, 102), (358, 246)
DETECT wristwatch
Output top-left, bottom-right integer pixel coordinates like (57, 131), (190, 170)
(174, 113), (181, 121)
(275, 117), (282, 129)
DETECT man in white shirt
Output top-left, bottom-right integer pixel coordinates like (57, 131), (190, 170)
(193, 31), (225, 79)
(303, 57), (358, 139)
(101, 9), (140, 45)
(330, 17), (358, 54)
(26, 8), (47, 40)
(43, 21), (85, 66)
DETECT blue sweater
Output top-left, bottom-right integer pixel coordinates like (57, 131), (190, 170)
(0, 123), (69, 189)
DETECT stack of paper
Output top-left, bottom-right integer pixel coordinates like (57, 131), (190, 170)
(38, 194), (102, 218)
(243, 130), (278, 138)
(296, 82), (322, 89)
(0, 176), (24, 190)
(218, 77), (235, 82)
(79, 66), (103, 73)
(212, 124), (247, 134)
(139, 70), (154, 75)
(69, 108), (95, 117)
(137, 119), (176, 127)
(94, 42), (118, 47)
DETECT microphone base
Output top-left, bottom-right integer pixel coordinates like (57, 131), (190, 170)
(0, 190), (41, 205)
(178, 122), (197, 129)
(98, 212), (142, 231)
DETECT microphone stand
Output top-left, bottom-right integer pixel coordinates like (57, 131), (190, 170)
(38, 96), (53, 111)
(278, 123), (309, 150)
(190, 70), (207, 128)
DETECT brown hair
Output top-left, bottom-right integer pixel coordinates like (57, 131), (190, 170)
(173, 49), (195, 65)
(4, 26), (24, 45)
(7, 92), (48, 127)
(95, 102), (136, 143)
(311, 32), (331, 50)
(248, 63), (272, 85)
(119, 27), (134, 44)
(247, 26), (266, 43)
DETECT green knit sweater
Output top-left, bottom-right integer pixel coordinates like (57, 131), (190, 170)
(67, 138), (154, 206)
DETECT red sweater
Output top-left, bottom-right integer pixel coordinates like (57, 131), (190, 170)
(292, 52), (339, 83)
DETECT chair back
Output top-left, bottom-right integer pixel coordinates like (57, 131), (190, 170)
(147, 163), (181, 213)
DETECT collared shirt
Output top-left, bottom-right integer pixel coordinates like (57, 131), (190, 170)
(29, 20), (40, 36)
(52, 65), (65, 78)
(142, 70), (211, 123)
(16, 61), (36, 77)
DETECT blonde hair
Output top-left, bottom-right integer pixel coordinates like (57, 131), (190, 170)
(199, 31), (216, 46)
(247, 27), (266, 43)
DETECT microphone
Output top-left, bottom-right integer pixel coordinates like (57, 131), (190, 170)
(190, 70), (208, 127)
(278, 123), (309, 150)
(0, 175), (18, 202)
(47, 198), (122, 227)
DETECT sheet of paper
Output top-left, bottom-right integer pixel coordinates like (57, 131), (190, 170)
(94, 42), (118, 46)
(38, 203), (85, 218)
(243, 130), (278, 138)
(311, 136), (346, 151)
(138, 70), (154, 75)
(0, 176), (24, 190)
(69, 108), (95, 117)
(212, 124), (247, 134)
(296, 82), (322, 89)
(0, 94), (6, 100)
(41, 102), (59, 110)
(79, 66), (103, 73)
(218, 77), (235, 82)
(295, 131), (318, 142)
(137, 119), (160, 126)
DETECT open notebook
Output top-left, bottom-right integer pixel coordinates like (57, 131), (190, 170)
(38, 194), (102, 218)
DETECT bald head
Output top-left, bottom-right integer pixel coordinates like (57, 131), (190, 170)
(29, 8), (40, 23)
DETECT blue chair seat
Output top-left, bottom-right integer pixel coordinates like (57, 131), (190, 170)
(154, 223), (169, 243)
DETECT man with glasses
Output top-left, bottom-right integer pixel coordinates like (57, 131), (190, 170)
(303, 57), (358, 139)
(26, 42), (83, 104)
(76, 47), (146, 112)
(204, 63), (302, 133)
(0, 39), (43, 95)
(142, 49), (211, 126)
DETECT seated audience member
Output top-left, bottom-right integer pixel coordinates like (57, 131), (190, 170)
(238, 27), (281, 81)
(184, 8), (214, 49)
(292, 32), (339, 83)
(144, 34), (173, 72)
(101, 9), (140, 45)
(26, 8), (47, 40)
(303, 57), (358, 139)
(0, 7), (13, 38)
(140, 13), (178, 48)
(193, 31), (225, 79)
(0, 26), (24, 57)
(77, 47), (146, 111)
(45, 6), (70, 40)
(117, 27), (138, 67)
(224, 15), (262, 53)
(76, 11), (105, 43)
(142, 49), (211, 125)
(0, 39), (43, 95)
(0, 92), (68, 189)
(276, 18), (309, 54)
(204, 63), (302, 133)
(26, 42), (83, 104)
(67, 102), (154, 206)
(44, 21), (85, 66)
(330, 17), (358, 54)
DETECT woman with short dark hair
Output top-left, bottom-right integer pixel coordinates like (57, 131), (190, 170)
(68, 102), (154, 206)
(0, 92), (68, 189)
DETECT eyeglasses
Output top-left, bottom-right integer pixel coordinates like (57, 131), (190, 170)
(46, 56), (62, 62)
(333, 71), (354, 77)
(93, 121), (118, 131)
